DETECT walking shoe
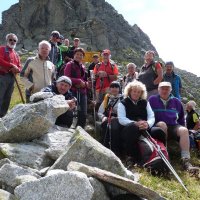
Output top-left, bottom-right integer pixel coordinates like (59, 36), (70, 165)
(182, 158), (200, 174)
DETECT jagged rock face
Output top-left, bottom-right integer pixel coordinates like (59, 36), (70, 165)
(0, 0), (157, 65)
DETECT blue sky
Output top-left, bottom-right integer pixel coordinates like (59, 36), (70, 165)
(1, 0), (200, 76)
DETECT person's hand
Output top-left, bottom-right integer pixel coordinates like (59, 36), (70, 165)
(102, 116), (107, 123)
(136, 120), (149, 130)
(79, 80), (86, 88)
(10, 65), (20, 74)
(67, 99), (76, 110)
(98, 71), (107, 78)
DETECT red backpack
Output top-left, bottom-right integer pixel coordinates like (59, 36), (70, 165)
(138, 136), (169, 175)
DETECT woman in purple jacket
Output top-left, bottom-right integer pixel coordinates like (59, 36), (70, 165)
(64, 48), (89, 128)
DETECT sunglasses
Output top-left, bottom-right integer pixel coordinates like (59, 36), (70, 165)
(9, 39), (17, 42)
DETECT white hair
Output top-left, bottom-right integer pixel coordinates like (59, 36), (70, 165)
(124, 80), (147, 100)
(38, 40), (51, 50)
(187, 100), (196, 110)
(6, 33), (18, 41)
(127, 63), (137, 69)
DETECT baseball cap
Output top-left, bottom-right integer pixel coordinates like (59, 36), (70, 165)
(51, 31), (60, 38)
(102, 49), (111, 55)
(110, 81), (120, 88)
(158, 82), (172, 88)
(56, 76), (72, 86)
(59, 35), (64, 40)
(74, 37), (80, 41)
(92, 54), (99, 58)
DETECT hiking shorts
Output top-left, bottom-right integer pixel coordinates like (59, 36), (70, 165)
(167, 125), (182, 141)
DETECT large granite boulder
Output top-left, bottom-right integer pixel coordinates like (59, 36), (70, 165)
(0, 143), (53, 170)
(0, 95), (68, 143)
(50, 126), (135, 180)
(14, 171), (94, 200)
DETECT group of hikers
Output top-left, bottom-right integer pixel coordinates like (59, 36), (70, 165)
(0, 32), (199, 176)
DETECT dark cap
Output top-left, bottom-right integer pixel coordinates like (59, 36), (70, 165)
(165, 61), (174, 67)
(56, 76), (72, 86)
(59, 35), (64, 40)
(51, 31), (60, 38)
(110, 81), (120, 88)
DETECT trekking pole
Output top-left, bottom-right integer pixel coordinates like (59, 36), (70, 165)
(142, 130), (189, 194)
(103, 108), (112, 150)
(90, 70), (97, 132)
(13, 74), (25, 104)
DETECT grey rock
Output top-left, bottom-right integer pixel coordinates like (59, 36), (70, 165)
(0, 189), (17, 200)
(0, 143), (53, 170)
(89, 177), (110, 200)
(45, 169), (66, 177)
(0, 158), (13, 168)
(0, 163), (40, 193)
(50, 127), (135, 180)
(15, 175), (38, 185)
(29, 92), (54, 102)
(0, 95), (68, 142)
(14, 171), (94, 200)
(33, 129), (75, 160)
(68, 162), (166, 200)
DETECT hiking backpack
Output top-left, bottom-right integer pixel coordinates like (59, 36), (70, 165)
(138, 136), (169, 174)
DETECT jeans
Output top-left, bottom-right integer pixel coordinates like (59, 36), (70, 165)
(0, 73), (15, 117)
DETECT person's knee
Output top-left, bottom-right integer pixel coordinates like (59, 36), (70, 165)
(156, 121), (168, 134)
(177, 127), (189, 138)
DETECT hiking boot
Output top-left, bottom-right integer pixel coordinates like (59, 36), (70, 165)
(182, 158), (200, 174)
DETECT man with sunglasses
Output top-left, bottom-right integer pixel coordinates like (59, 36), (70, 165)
(0, 33), (21, 117)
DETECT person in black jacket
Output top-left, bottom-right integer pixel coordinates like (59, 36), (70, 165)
(42, 76), (76, 128)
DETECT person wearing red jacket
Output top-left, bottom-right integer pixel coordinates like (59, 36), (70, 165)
(0, 33), (21, 117)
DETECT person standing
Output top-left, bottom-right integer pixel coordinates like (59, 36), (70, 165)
(64, 48), (89, 128)
(123, 63), (138, 90)
(0, 33), (21, 117)
(48, 31), (62, 76)
(20, 40), (55, 101)
(87, 54), (100, 79)
(93, 49), (118, 107)
(138, 50), (163, 98)
(163, 61), (182, 100)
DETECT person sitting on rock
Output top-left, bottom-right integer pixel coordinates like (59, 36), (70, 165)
(64, 47), (89, 128)
(93, 49), (119, 109)
(20, 40), (55, 102)
(123, 63), (138, 90)
(149, 82), (199, 173)
(117, 80), (166, 163)
(41, 76), (76, 128)
(186, 100), (200, 131)
(98, 81), (123, 156)
(138, 50), (163, 99)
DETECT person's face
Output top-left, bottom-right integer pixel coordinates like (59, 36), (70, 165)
(144, 52), (154, 63)
(64, 39), (69, 46)
(128, 66), (135, 75)
(74, 40), (80, 48)
(39, 44), (50, 58)
(93, 57), (99, 64)
(165, 65), (173, 74)
(158, 86), (171, 100)
(56, 82), (71, 94)
(130, 88), (142, 101)
(110, 87), (120, 96)
(102, 53), (109, 62)
(51, 34), (59, 43)
(74, 51), (84, 63)
(7, 36), (17, 49)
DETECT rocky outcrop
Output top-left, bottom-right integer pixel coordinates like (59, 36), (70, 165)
(0, 95), (68, 143)
(0, 0), (157, 64)
(0, 96), (164, 199)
